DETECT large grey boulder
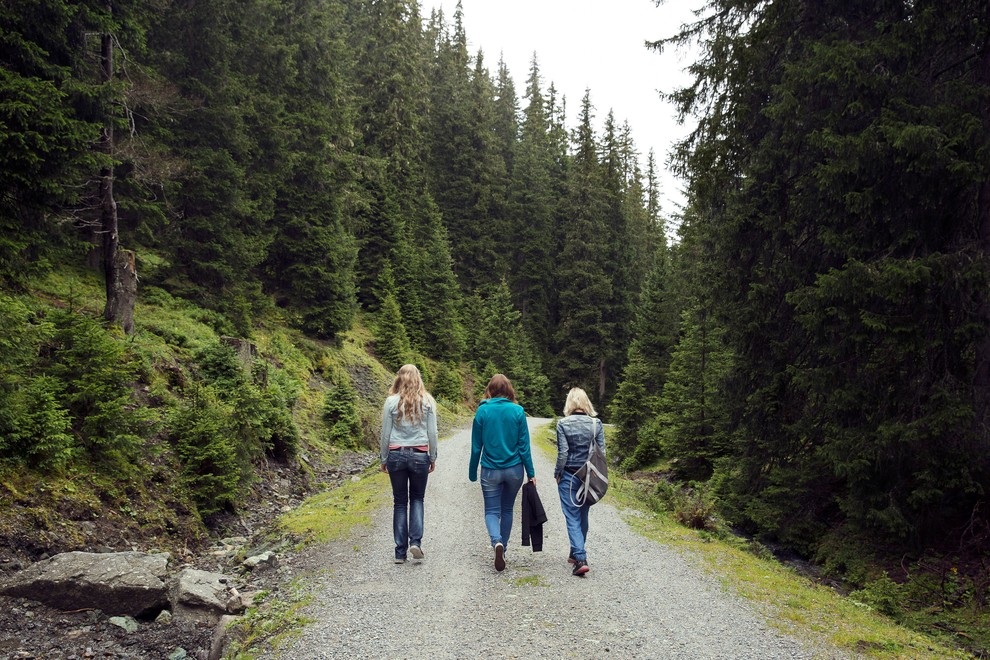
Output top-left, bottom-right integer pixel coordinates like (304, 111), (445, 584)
(168, 568), (229, 623)
(0, 551), (168, 617)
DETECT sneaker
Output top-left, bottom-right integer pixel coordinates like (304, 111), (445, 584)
(567, 553), (577, 565)
(572, 560), (589, 576)
(394, 557), (406, 564)
(409, 545), (424, 560)
(494, 542), (506, 572)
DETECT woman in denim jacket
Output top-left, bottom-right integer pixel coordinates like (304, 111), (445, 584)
(380, 364), (438, 563)
(469, 374), (535, 572)
(554, 387), (605, 576)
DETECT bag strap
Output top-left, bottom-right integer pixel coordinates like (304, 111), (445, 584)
(569, 416), (600, 507)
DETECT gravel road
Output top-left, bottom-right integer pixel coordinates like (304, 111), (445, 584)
(261, 418), (846, 659)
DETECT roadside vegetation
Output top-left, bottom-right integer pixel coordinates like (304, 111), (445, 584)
(537, 425), (974, 659)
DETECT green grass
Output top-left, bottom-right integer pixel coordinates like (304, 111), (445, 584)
(513, 573), (550, 588)
(533, 426), (966, 660)
(227, 581), (316, 659)
(278, 466), (389, 547)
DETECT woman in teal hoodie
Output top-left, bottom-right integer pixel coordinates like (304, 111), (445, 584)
(469, 374), (535, 572)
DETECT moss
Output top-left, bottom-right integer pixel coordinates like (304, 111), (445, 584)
(278, 467), (388, 547)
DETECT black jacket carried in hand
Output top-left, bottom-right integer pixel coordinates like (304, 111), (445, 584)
(521, 481), (548, 551)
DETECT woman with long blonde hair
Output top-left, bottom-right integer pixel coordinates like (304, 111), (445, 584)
(380, 364), (437, 563)
(553, 387), (605, 576)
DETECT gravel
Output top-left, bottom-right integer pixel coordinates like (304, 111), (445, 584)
(256, 418), (850, 659)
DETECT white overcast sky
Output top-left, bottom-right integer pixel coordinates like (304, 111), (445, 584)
(425, 0), (703, 216)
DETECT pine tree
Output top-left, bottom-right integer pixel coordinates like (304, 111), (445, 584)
(663, 0), (990, 552)
(374, 264), (411, 371)
(653, 303), (733, 480)
(261, 0), (358, 339)
(507, 57), (556, 361)
(146, 0), (277, 332)
(425, 7), (504, 289)
(554, 91), (613, 404)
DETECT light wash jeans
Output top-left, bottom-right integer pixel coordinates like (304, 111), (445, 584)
(558, 471), (591, 561)
(480, 464), (524, 548)
(386, 448), (431, 560)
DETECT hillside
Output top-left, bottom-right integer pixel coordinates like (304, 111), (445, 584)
(0, 265), (467, 568)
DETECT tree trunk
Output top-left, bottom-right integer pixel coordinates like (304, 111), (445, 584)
(974, 42), (990, 432)
(98, 10), (135, 334)
(107, 250), (137, 335)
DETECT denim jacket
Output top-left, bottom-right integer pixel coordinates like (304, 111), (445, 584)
(554, 414), (605, 479)
(379, 394), (438, 464)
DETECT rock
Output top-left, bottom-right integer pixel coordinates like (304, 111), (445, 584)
(0, 551), (168, 617)
(208, 614), (244, 660)
(168, 647), (188, 660)
(219, 537), (247, 547)
(242, 552), (277, 570)
(108, 616), (138, 633)
(168, 569), (230, 623)
(224, 588), (260, 614)
(156, 609), (173, 624)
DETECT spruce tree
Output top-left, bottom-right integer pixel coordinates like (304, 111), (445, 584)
(261, 0), (358, 339)
(507, 57), (556, 362)
(374, 264), (411, 372)
(663, 0), (990, 552)
(554, 91), (613, 404)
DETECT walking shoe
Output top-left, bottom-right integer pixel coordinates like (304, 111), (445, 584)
(494, 542), (506, 572)
(394, 557), (406, 564)
(567, 553), (577, 565)
(572, 560), (589, 576)
(409, 545), (424, 559)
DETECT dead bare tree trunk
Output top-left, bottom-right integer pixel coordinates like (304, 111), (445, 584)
(98, 5), (136, 334)
(973, 42), (990, 434)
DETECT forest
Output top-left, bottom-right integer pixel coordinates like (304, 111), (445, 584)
(1, 0), (989, 651)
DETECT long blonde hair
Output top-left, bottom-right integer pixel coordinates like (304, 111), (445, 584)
(389, 364), (432, 424)
(563, 387), (597, 417)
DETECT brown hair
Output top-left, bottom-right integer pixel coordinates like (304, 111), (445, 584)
(388, 364), (433, 424)
(483, 374), (517, 403)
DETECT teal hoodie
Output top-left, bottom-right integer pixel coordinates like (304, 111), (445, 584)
(469, 397), (534, 480)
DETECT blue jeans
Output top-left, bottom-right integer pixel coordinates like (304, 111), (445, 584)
(480, 464), (524, 548)
(386, 448), (430, 559)
(558, 471), (591, 561)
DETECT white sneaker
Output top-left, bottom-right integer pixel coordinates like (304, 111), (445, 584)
(410, 545), (424, 559)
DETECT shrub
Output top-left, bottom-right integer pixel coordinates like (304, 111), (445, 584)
(168, 385), (241, 517)
(850, 572), (904, 617)
(0, 375), (74, 471)
(0, 295), (75, 470)
(323, 377), (361, 448)
(432, 362), (462, 402)
(43, 309), (154, 471)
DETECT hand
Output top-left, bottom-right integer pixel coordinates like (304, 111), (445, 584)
(555, 474), (562, 484)
(529, 477), (536, 485)
(429, 462), (436, 473)
(380, 463), (387, 473)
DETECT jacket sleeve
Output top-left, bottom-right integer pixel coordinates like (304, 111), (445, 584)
(518, 409), (535, 478)
(521, 482), (532, 546)
(595, 418), (606, 456)
(469, 413), (482, 481)
(554, 421), (569, 478)
(379, 401), (393, 465)
(426, 400), (438, 463)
